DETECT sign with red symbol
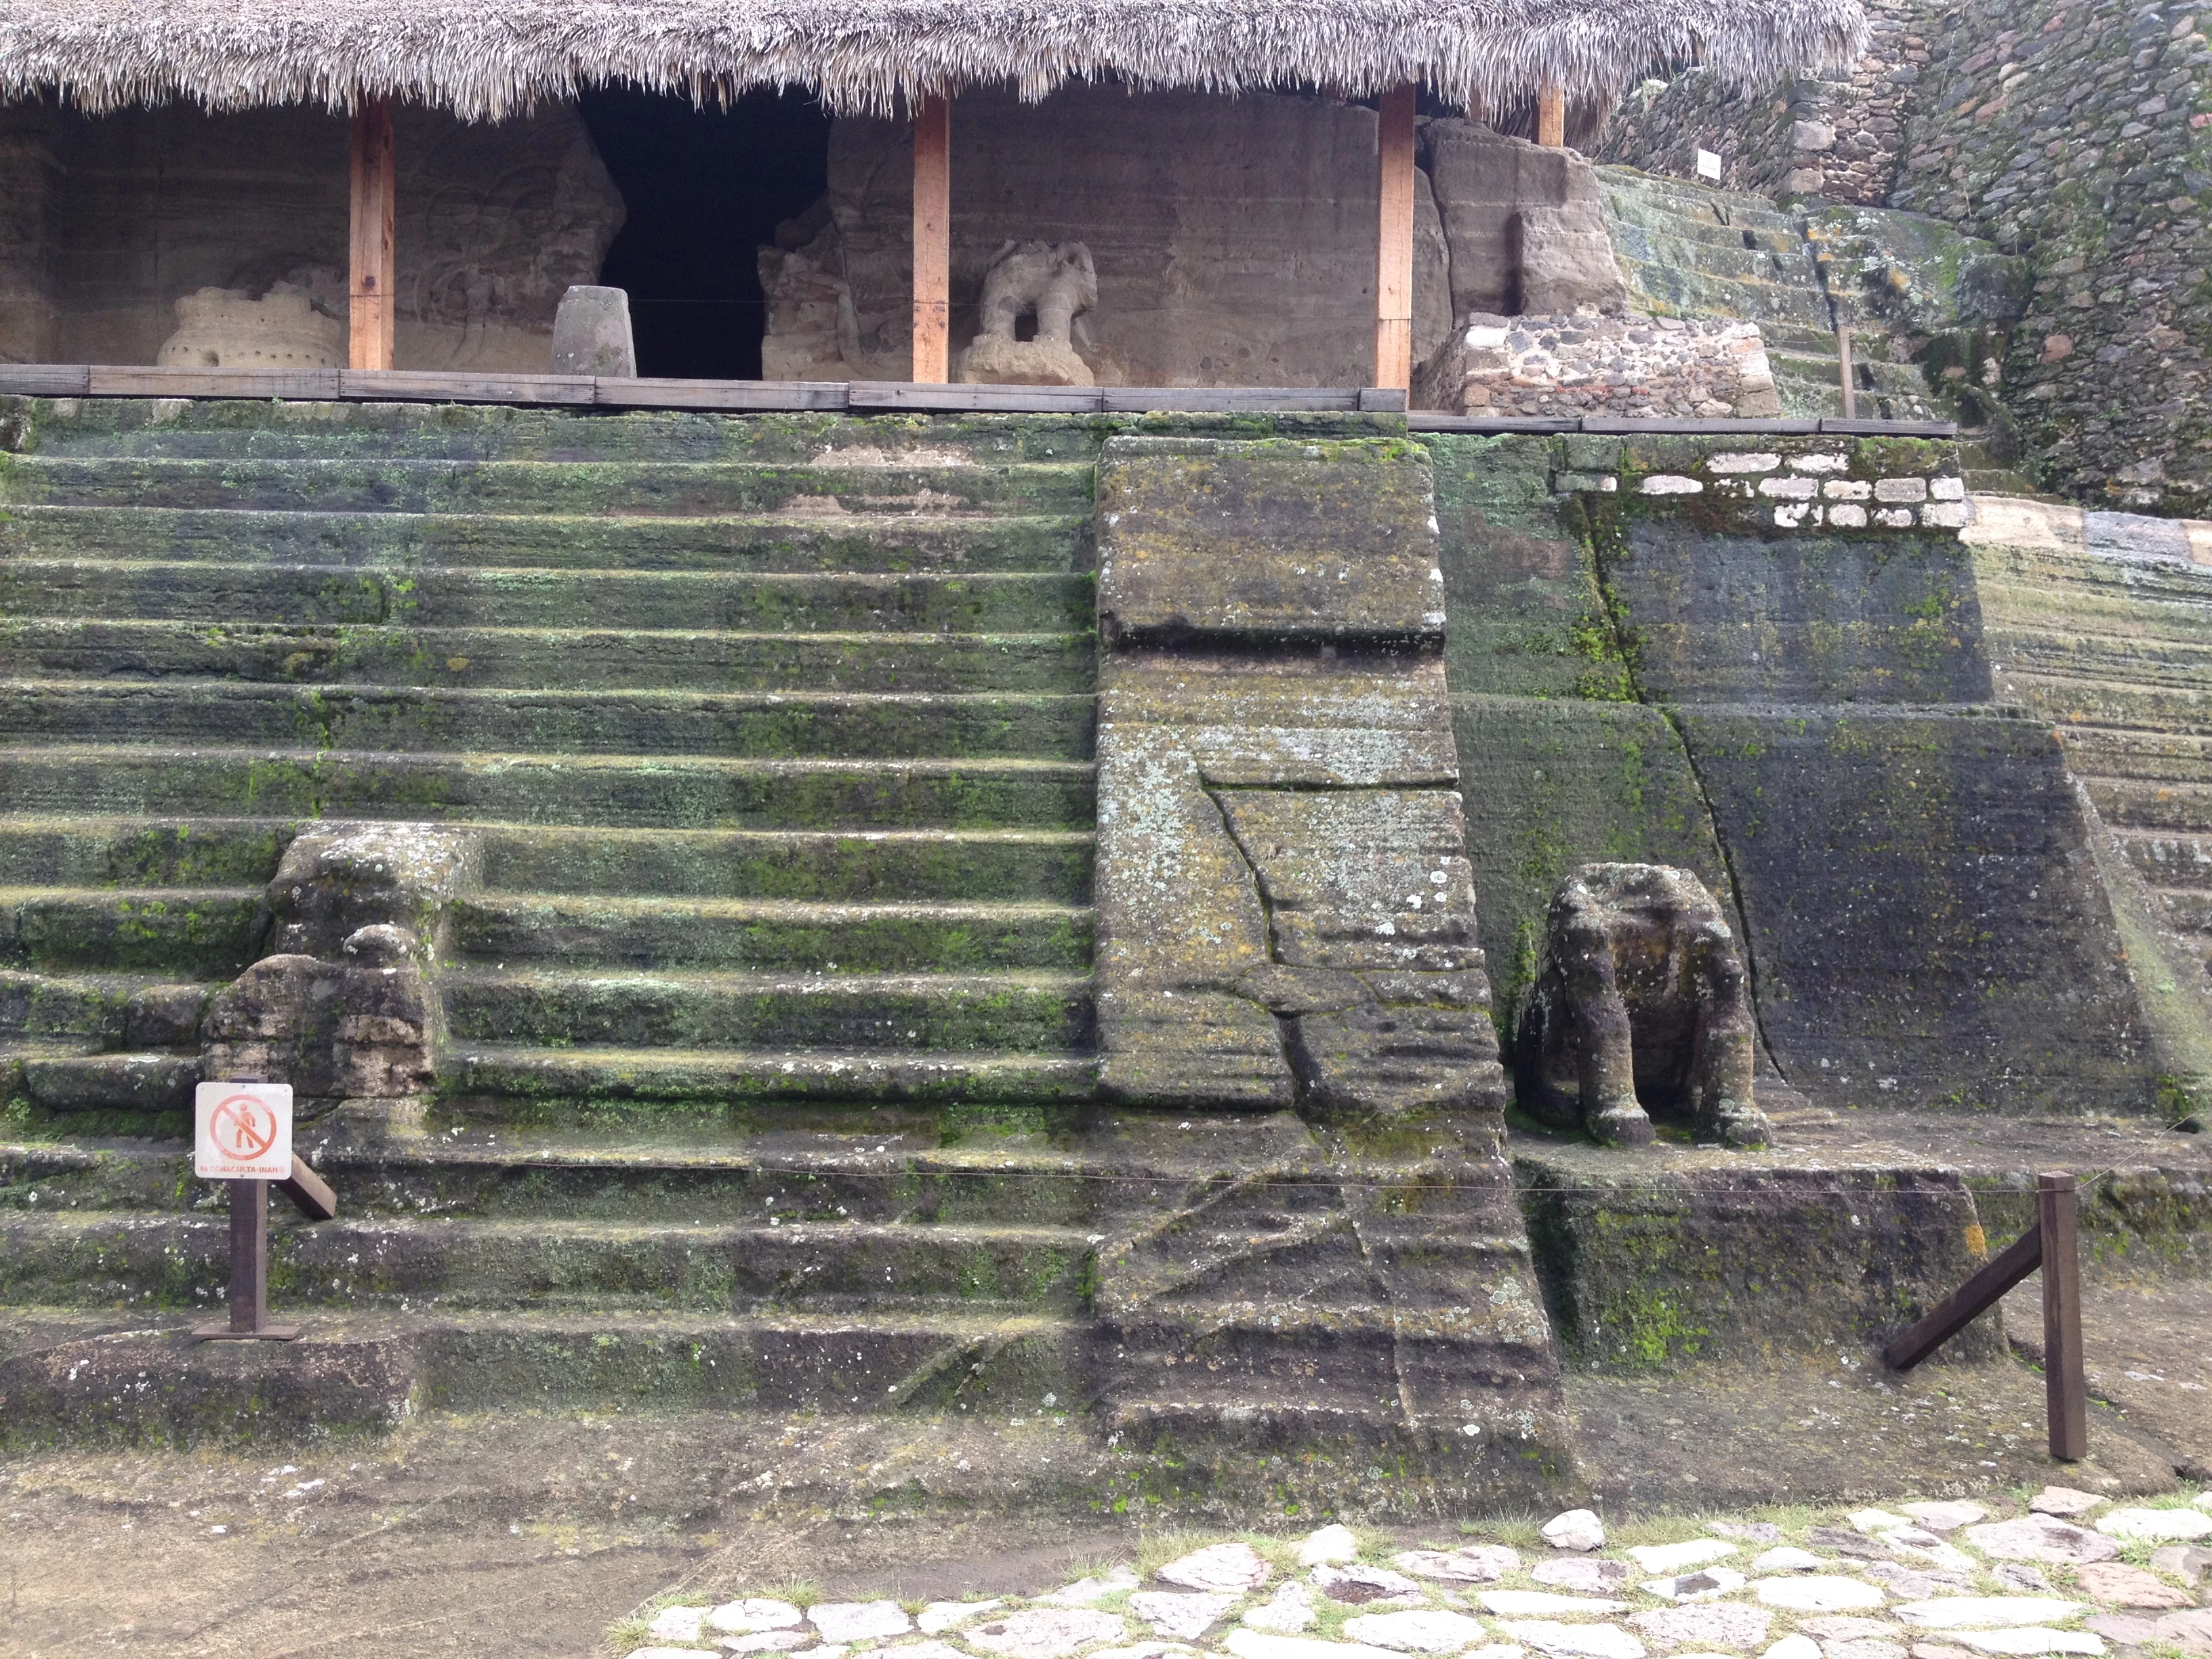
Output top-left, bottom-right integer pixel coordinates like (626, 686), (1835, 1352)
(194, 1082), (293, 1179)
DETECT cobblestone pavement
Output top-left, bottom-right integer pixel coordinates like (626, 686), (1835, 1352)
(616, 1496), (2212, 1659)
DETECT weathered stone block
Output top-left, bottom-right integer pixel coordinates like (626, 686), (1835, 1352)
(1097, 437), (1446, 644)
(549, 285), (636, 377)
(1427, 123), (1628, 319)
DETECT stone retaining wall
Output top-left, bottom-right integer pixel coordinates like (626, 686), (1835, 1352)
(1416, 313), (1782, 418)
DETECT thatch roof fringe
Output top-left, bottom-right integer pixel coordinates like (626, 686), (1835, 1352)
(0, 0), (1868, 122)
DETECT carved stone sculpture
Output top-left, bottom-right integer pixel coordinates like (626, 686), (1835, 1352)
(156, 283), (343, 369)
(958, 239), (1097, 386)
(1513, 863), (1767, 1147)
(549, 285), (636, 376)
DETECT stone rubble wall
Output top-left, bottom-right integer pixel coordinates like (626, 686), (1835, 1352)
(1888, 0), (2212, 515)
(1593, 0), (1940, 205)
(1416, 313), (1782, 418)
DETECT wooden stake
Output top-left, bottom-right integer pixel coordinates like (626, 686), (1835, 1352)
(349, 96), (396, 372)
(192, 1179), (300, 1341)
(1375, 84), (1417, 394)
(2039, 1172), (2088, 1461)
(1537, 84), (1567, 147)
(911, 94), (951, 384)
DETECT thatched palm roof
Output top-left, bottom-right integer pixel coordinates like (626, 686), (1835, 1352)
(0, 0), (1866, 122)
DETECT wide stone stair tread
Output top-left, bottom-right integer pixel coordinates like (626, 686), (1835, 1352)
(0, 966), (226, 1038)
(5, 455), (1097, 516)
(451, 893), (1094, 971)
(0, 562), (1093, 632)
(2053, 724), (2212, 775)
(2078, 775), (2212, 830)
(0, 681), (1098, 760)
(0, 505), (1094, 573)
(1, 1048), (201, 1110)
(442, 1043), (1102, 1104)
(0, 621), (1097, 693)
(0, 747), (1097, 831)
(2000, 678), (2212, 735)
(0, 1208), (1101, 1311)
(441, 966), (1094, 1052)
(0, 884), (262, 975)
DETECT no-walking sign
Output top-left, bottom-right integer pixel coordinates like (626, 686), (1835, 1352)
(194, 1082), (293, 1180)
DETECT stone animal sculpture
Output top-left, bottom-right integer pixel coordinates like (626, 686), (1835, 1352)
(959, 240), (1099, 386)
(1513, 863), (1767, 1147)
(977, 239), (1097, 344)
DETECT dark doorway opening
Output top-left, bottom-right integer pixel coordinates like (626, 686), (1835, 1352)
(579, 89), (832, 379)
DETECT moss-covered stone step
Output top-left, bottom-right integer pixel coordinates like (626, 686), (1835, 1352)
(474, 826), (1092, 905)
(2008, 675), (2212, 734)
(0, 817), (295, 888)
(2116, 830), (2212, 890)
(0, 969), (215, 1044)
(0, 750), (1097, 832)
(1989, 621), (2212, 678)
(18, 399), (1118, 466)
(0, 621), (1097, 694)
(0, 506), (1091, 575)
(0, 684), (1097, 762)
(2056, 725), (2212, 781)
(0, 1304), (1087, 1440)
(0, 1134), (1161, 1225)
(2, 1048), (200, 1113)
(0, 1210), (1098, 1313)
(1975, 546), (2212, 607)
(0, 886), (262, 975)
(2, 457), (1095, 518)
(449, 894), (1094, 972)
(441, 1044), (1099, 1110)
(2152, 888), (2212, 934)
(442, 968), (1092, 1053)
(2081, 775), (2212, 831)
(0, 563), (1094, 635)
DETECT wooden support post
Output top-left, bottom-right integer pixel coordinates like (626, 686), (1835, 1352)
(192, 1178), (300, 1341)
(911, 94), (951, 384)
(1375, 83), (1417, 394)
(349, 96), (396, 372)
(1536, 83), (1567, 148)
(2039, 1172), (2088, 1461)
(1884, 1223), (2043, 1372)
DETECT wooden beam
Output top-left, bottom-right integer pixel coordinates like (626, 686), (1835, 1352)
(1375, 83), (1417, 394)
(1537, 83), (1567, 147)
(2039, 1172), (2088, 1460)
(1884, 1222), (2043, 1372)
(911, 94), (951, 384)
(348, 96), (396, 371)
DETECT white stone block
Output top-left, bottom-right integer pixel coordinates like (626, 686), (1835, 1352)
(1788, 453), (1850, 472)
(1828, 504), (1868, 527)
(1640, 476), (1704, 495)
(1760, 476), (1819, 499)
(1921, 502), (1970, 529)
(1928, 476), (1967, 499)
(1708, 453), (1782, 474)
(1875, 477), (1929, 503)
(1824, 479), (1872, 499)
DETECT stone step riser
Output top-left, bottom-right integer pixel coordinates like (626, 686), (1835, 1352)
(2083, 777), (2212, 831)
(2118, 834), (2212, 889)
(0, 970), (213, 1044)
(1, 622), (1097, 694)
(0, 752), (1099, 834)
(2153, 889), (2212, 935)
(0, 507), (1092, 575)
(443, 972), (1095, 1053)
(0, 687), (1099, 764)
(442, 1046), (1101, 1111)
(0, 1214), (1097, 1314)
(0, 821), (1094, 905)
(5, 459), (1096, 517)
(0, 566), (1094, 635)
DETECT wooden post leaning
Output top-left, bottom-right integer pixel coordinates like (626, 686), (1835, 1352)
(1883, 1170), (2089, 1461)
(349, 95), (397, 371)
(1375, 84), (1418, 394)
(911, 94), (951, 384)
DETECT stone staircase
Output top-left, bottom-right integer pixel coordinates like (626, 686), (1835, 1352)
(0, 396), (1118, 1421)
(1597, 167), (1936, 419)
(1969, 512), (2212, 1095)
(0, 398), (1574, 1502)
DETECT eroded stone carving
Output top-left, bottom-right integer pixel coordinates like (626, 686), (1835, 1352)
(201, 824), (476, 1126)
(1513, 863), (1767, 1147)
(157, 283), (343, 369)
(550, 284), (636, 376)
(957, 240), (1097, 386)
